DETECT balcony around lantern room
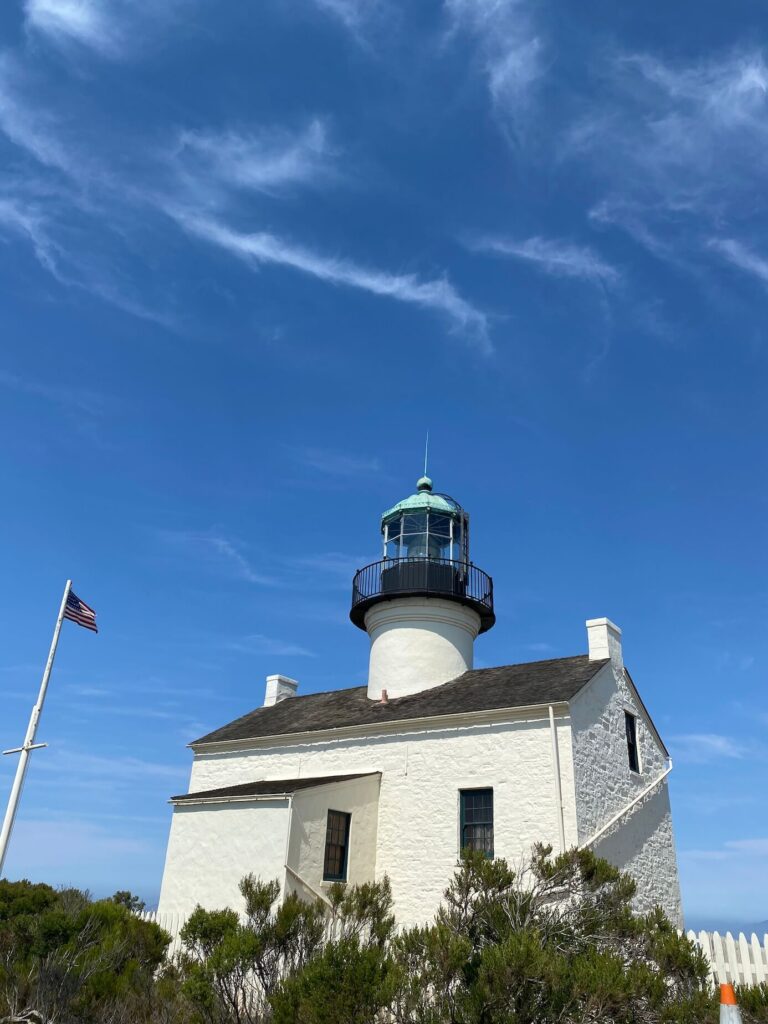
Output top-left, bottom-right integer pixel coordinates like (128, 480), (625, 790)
(350, 504), (495, 633)
(349, 556), (495, 633)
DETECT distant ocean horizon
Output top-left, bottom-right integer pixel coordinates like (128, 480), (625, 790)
(684, 917), (768, 936)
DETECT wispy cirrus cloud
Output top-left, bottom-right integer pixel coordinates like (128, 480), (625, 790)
(0, 194), (178, 327)
(707, 237), (768, 288)
(682, 837), (768, 862)
(0, 57), (78, 175)
(155, 528), (368, 592)
(445, 0), (544, 131)
(474, 235), (620, 286)
(572, 48), (768, 273)
(725, 838), (768, 855)
(224, 633), (316, 658)
(0, 53), (489, 349)
(0, 197), (62, 277)
(0, 368), (108, 416)
(668, 732), (745, 764)
(286, 552), (368, 582)
(0, 67), (180, 327)
(171, 210), (491, 350)
(288, 446), (382, 477)
(1, 747), (189, 784)
(157, 530), (277, 586)
(588, 199), (685, 268)
(571, 50), (768, 202)
(23, 0), (198, 61)
(24, 0), (125, 58)
(174, 120), (334, 198)
(311, 0), (384, 34)
(206, 537), (276, 585)
(27, 0), (384, 57)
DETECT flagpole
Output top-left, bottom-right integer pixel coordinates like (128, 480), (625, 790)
(0, 579), (72, 875)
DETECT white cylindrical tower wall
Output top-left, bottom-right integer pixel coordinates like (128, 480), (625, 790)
(365, 597), (481, 700)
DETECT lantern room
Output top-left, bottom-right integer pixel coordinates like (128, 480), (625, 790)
(350, 476), (495, 634)
(382, 476), (469, 562)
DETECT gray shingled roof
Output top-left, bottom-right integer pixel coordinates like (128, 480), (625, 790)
(192, 654), (608, 747)
(172, 772), (379, 802)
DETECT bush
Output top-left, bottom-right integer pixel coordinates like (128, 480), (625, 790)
(390, 845), (719, 1024)
(3, 851), (768, 1023)
(0, 878), (171, 1024)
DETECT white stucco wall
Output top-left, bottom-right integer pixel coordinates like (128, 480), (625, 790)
(157, 799), (290, 918)
(365, 597), (480, 699)
(287, 774), (380, 897)
(589, 785), (679, 921)
(569, 662), (682, 926)
(182, 711), (577, 928)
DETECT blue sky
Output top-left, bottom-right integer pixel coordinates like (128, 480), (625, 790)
(0, 0), (766, 930)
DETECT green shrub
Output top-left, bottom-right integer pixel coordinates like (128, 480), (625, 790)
(0, 878), (171, 1024)
(3, 852), (768, 1023)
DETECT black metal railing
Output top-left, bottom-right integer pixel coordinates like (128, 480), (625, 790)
(350, 557), (495, 633)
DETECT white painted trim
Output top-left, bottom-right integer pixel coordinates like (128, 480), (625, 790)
(585, 616), (622, 633)
(622, 668), (669, 758)
(285, 864), (333, 907)
(169, 794), (292, 806)
(281, 795), (294, 904)
(577, 760), (673, 850)
(171, 773), (381, 806)
(191, 702), (571, 755)
(548, 705), (566, 853)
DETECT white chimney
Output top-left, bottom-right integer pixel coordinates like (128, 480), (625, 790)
(586, 618), (623, 671)
(263, 674), (298, 707)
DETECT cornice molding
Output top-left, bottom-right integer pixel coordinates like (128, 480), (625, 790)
(190, 700), (571, 756)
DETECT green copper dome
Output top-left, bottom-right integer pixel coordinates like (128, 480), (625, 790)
(381, 477), (464, 524)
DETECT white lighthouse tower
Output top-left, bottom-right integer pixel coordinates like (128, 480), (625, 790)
(350, 476), (495, 700)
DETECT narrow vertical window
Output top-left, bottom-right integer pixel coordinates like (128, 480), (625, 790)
(625, 711), (640, 773)
(459, 788), (494, 858)
(323, 810), (351, 881)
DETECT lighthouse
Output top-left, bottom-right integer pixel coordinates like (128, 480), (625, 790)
(159, 471), (682, 931)
(350, 475), (495, 700)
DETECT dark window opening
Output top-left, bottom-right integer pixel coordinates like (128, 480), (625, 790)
(323, 810), (351, 881)
(460, 788), (494, 858)
(625, 711), (640, 773)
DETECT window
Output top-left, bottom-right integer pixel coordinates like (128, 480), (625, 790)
(323, 810), (351, 881)
(625, 711), (640, 773)
(460, 788), (494, 858)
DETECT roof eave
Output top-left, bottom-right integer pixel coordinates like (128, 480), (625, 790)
(623, 667), (670, 758)
(170, 793), (292, 806)
(170, 771), (382, 806)
(189, 700), (573, 755)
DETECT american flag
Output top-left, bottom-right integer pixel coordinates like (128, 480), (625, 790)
(64, 590), (98, 632)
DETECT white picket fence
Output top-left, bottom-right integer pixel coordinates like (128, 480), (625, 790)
(683, 930), (768, 989)
(137, 912), (768, 989)
(137, 910), (186, 959)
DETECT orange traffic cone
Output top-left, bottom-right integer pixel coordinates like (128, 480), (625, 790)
(720, 983), (743, 1023)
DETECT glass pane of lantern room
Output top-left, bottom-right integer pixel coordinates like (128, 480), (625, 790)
(384, 520), (401, 559)
(401, 512), (428, 558)
(402, 513), (427, 535)
(429, 514), (452, 560)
